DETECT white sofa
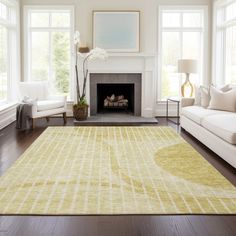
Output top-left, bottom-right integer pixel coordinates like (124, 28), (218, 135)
(19, 82), (67, 128)
(181, 98), (236, 168)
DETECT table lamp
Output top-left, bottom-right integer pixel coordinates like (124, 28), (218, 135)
(178, 59), (197, 98)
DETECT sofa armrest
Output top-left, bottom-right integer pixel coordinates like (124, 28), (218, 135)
(181, 98), (195, 108)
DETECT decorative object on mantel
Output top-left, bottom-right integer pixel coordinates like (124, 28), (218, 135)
(93, 11), (140, 52)
(79, 47), (90, 53)
(178, 59), (198, 98)
(73, 31), (108, 121)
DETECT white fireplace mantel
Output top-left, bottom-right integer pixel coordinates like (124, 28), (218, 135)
(106, 52), (156, 58)
(79, 52), (158, 118)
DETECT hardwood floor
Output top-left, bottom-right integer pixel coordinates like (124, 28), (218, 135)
(0, 118), (236, 236)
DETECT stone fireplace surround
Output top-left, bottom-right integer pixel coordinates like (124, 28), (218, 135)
(90, 73), (142, 116)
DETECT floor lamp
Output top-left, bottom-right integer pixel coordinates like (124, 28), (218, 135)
(178, 59), (197, 98)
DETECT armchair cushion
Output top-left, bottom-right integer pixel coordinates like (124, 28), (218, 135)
(19, 82), (67, 118)
(37, 100), (65, 112)
(48, 95), (67, 102)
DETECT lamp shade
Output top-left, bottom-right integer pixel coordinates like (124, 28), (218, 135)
(178, 59), (198, 74)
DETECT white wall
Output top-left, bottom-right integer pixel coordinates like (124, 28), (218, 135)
(20, 0), (213, 117)
(20, 0), (212, 51)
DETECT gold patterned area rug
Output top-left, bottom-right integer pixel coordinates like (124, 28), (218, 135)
(0, 126), (236, 215)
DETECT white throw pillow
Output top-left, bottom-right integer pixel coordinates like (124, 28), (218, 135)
(194, 85), (201, 106)
(219, 84), (232, 92)
(200, 86), (211, 108)
(211, 84), (232, 92)
(22, 96), (37, 104)
(197, 84), (232, 108)
(208, 86), (236, 112)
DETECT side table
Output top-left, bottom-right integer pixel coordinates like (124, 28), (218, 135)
(166, 97), (180, 125)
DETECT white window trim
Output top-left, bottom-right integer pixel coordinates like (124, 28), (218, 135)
(23, 5), (75, 100)
(212, 0), (236, 85)
(214, 0), (236, 7)
(0, 0), (20, 106)
(157, 5), (208, 102)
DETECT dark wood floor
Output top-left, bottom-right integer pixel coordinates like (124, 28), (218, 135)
(0, 117), (236, 236)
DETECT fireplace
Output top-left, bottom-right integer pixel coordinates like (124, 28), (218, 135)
(97, 83), (134, 113)
(90, 73), (141, 116)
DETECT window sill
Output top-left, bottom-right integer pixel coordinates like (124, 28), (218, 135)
(157, 101), (168, 105)
(0, 102), (18, 113)
(0, 101), (74, 112)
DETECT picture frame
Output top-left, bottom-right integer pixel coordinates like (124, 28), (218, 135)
(93, 11), (140, 52)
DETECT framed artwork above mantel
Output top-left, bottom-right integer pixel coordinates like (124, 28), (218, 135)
(93, 11), (140, 52)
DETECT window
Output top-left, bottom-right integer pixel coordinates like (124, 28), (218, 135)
(0, 0), (19, 104)
(158, 7), (207, 100)
(24, 6), (74, 99)
(213, 0), (236, 85)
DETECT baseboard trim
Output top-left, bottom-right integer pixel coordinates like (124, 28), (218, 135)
(0, 113), (16, 130)
(0, 103), (17, 130)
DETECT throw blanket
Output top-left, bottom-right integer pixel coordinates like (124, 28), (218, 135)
(16, 103), (33, 130)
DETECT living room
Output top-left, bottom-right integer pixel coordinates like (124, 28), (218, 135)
(0, 0), (236, 235)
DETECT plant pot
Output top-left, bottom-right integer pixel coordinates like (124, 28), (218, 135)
(73, 105), (89, 121)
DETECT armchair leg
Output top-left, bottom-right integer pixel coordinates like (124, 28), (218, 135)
(32, 118), (35, 129)
(63, 112), (67, 125)
(46, 117), (50, 122)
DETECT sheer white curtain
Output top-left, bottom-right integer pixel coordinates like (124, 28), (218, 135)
(213, 0), (236, 85)
(0, 0), (19, 105)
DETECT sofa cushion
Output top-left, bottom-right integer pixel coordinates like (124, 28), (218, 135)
(37, 100), (64, 111)
(202, 114), (236, 144)
(181, 106), (229, 125)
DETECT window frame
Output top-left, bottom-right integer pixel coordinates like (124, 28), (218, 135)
(157, 5), (208, 102)
(24, 5), (75, 100)
(212, 0), (236, 85)
(0, 0), (20, 106)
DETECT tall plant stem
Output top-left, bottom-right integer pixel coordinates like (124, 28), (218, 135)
(81, 54), (91, 98)
(75, 45), (81, 102)
(82, 69), (88, 98)
(75, 64), (80, 102)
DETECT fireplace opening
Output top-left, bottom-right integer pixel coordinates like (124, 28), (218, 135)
(97, 83), (135, 114)
(90, 73), (141, 116)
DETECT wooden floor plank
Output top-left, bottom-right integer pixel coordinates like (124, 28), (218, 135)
(199, 216), (236, 236)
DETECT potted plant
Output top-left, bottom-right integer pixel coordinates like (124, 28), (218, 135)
(73, 31), (108, 121)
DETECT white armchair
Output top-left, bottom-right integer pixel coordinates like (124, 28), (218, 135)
(18, 82), (67, 128)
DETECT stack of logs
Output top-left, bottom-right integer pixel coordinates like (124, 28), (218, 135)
(104, 94), (128, 108)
